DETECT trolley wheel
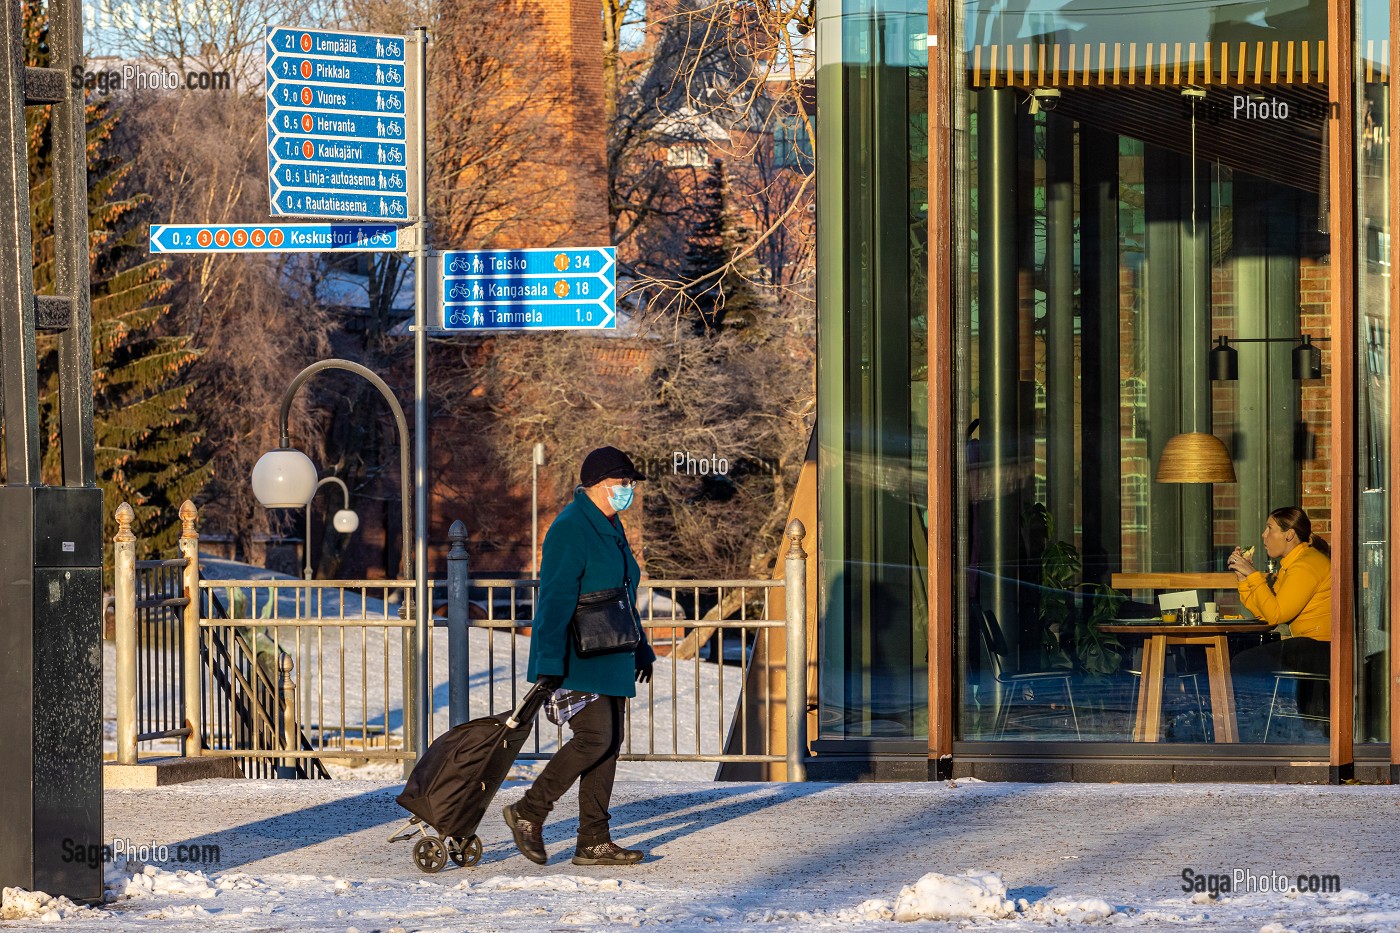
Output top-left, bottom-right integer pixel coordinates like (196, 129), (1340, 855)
(448, 835), (483, 867)
(413, 836), (448, 874)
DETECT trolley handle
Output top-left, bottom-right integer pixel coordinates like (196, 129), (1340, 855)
(506, 682), (550, 729)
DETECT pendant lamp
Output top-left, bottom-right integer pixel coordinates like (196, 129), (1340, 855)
(1155, 432), (1237, 484)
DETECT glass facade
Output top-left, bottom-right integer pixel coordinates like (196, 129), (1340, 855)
(817, 0), (930, 740)
(1355, 0), (1391, 744)
(817, 0), (1397, 767)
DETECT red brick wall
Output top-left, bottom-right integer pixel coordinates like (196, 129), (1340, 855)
(1298, 256), (1332, 537)
(532, 0), (609, 246)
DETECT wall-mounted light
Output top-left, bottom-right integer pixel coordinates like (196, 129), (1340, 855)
(1210, 336), (1239, 381)
(1208, 333), (1328, 382)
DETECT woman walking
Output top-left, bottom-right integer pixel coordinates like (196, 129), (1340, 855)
(503, 446), (655, 866)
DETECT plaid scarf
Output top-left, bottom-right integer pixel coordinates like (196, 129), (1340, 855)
(545, 688), (600, 726)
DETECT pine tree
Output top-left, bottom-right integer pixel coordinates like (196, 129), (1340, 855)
(678, 158), (768, 335)
(25, 0), (206, 556)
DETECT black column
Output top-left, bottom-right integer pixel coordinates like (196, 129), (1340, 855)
(976, 88), (1021, 658)
(1080, 127), (1121, 585)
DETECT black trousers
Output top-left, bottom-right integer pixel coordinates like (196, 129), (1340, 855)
(1232, 637), (1330, 741)
(516, 694), (624, 846)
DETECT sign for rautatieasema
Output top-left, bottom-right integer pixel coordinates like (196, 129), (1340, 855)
(440, 248), (617, 330)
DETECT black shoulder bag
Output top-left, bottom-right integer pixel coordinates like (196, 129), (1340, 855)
(569, 536), (642, 658)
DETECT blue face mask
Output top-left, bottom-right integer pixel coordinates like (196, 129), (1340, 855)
(608, 484), (635, 512)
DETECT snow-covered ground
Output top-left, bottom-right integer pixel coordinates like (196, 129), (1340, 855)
(6, 779), (1397, 931)
(107, 558), (747, 782)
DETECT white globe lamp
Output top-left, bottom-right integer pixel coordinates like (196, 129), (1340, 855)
(332, 509), (360, 534)
(251, 447), (318, 508)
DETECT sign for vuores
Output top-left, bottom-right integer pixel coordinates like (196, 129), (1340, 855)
(440, 248), (617, 330)
(265, 26), (410, 222)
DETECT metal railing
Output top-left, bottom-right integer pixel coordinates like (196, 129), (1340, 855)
(113, 504), (810, 779)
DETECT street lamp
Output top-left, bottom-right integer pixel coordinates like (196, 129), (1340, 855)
(252, 359), (412, 582)
(251, 359), (426, 763)
(304, 476), (358, 580)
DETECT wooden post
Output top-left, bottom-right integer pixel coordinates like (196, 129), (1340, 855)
(114, 503), (137, 765)
(1389, 4), (1400, 786)
(178, 500), (202, 756)
(927, 0), (955, 776)
(1327, 0), (1356, 782)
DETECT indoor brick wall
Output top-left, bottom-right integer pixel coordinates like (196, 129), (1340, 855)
(1298, 256), (1332, 537)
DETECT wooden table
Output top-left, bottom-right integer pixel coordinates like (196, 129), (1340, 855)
(1101, 623), (1273, 742)
(1110, 572), (1239, 591)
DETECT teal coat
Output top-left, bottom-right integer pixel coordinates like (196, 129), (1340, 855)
(527, 487), (655, 697)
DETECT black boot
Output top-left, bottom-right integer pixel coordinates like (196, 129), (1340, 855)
(503, 803), (548, 865)
(572, 840), (644, 866)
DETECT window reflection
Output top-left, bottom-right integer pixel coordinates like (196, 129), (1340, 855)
(953, 0), (1335, 744)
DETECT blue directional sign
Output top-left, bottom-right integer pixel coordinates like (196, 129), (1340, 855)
(149, 223), (399, 253)
(265, 26), (409, 222)
(441, 248), (617, 330)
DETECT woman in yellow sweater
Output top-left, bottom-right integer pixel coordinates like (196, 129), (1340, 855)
(1226, 506), (1330, 741)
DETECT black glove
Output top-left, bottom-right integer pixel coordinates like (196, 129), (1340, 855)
(536, 675), (564, 692)
(635, 663), (653, 684)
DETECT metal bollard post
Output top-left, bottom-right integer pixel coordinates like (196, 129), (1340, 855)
(178, 500), (202, 756)
(447, 520), (469, 727)
(784, 519), (809, 782)
(278, 652), (298, 776)
(114, 503), (137, 766)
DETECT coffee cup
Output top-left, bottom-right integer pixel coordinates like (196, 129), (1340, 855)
(1203, 601), (1219, 624)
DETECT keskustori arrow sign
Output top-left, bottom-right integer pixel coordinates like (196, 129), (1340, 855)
(266, 26), (410, 221)
(440, 248), (617, 330)
(149, 223), (399, 253)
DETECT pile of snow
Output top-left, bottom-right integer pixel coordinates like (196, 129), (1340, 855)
(119, 864), (218, 900)
(0, 886), (91, 922)
(893, 871), (1017, 921)
(1019, 895), (1116, 923)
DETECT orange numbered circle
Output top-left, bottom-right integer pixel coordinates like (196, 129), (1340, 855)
(300, 87), (312, 106)
(251, 229), (266, 247)
(300, 60), (312, 79)
(554, 280), (570, 298)
(232, 229), (248, 247)
(196, 229), (212, 247)
(302, 140), (314, 159)
(269, 229), (284, 247)
(214, 229), (231, 247)
(553, 253), (569, 271)
(300, 33), (312, 52)
(301, 113), (314, 132)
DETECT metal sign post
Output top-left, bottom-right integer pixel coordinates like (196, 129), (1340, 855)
(408, 24), (431, 771)
(0, 0), (104, 904)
